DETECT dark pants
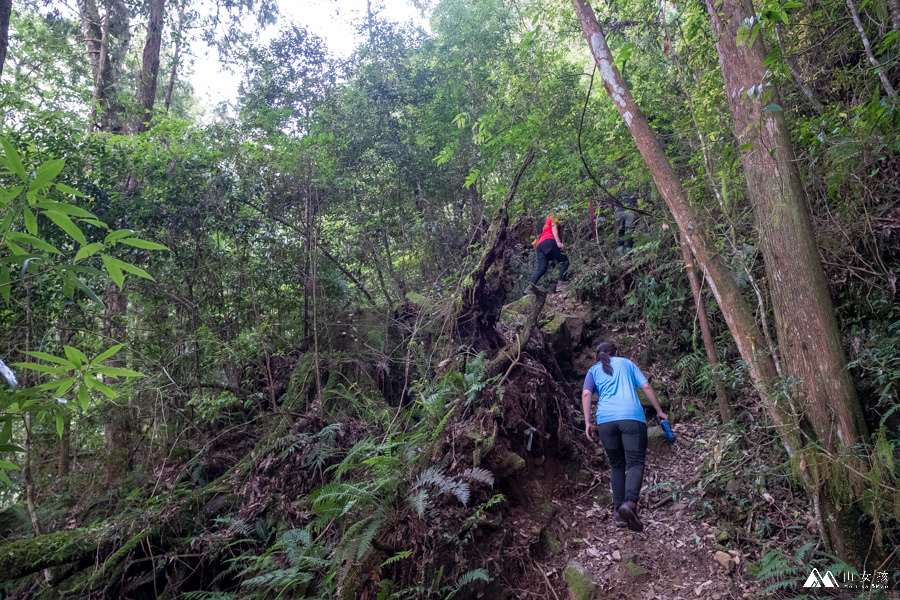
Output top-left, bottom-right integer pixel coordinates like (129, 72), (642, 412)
(598, 420), (647, 507)
(616, 210), (634, 251)
(531, 239), (569, 285)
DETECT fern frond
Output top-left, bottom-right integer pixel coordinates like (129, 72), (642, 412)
(448, 568), (490, 597)
(356, 515), (386, 560)
(460, 467), (495, 487)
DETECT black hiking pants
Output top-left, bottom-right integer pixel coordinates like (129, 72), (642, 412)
(597, 420), (647, 507)
(531, 239), (569, 285)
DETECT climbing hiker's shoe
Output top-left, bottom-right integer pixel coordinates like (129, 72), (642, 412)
(614, 511), (627, 528)
(523, 286), (534, 297)
(555, 281), (567, 294)
(617, 501), (643, 533)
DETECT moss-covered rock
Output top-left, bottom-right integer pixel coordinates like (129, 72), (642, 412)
(0, 503), (29, 540)
(564, 561), (598, 600)
(646, 426), (671, 452)
(493, 450), (526, 478)
(541, 529), (563, 555)
(636, 387), (670, 411)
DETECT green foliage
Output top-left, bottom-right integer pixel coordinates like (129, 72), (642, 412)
(751, 543), (856, 597)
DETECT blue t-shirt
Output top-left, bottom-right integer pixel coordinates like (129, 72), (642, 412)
(583, 357), (649, 424)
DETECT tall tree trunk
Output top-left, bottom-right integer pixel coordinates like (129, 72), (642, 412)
(706, 0), (869, 561)
(569, 0), (838, 537)
(80, 0), (129, 132)
(103, 282), (132, 488)
(164, 3), (184, 111)
(77, 0), (103, 83)
(135, 0), (165, 133)
(678, 239), (731, 423)
(0, 0), (11, 79)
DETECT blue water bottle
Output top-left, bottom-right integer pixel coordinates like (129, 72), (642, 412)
(659, 419), (676, 444)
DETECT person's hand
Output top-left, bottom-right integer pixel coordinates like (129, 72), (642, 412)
(557, 242), (565, 249)
(585, 423), (596, 442)
(657, 411), (668, 421)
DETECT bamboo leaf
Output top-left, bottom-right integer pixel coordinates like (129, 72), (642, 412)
(101, 255), (125, 290)
(44, 210), (87, 245)
(0, 460), (20, 470)
(118, 238), (169, 251)
(63, 346), (88, 367)
(74, 243), (103, 263)
(34, 201), (96, 219)
(70, 273), (105, 307)
(1, 138), (27, 181)
(29, 159), (65, 192)
(77, 385), (89, 410)
(93, 366), (144, 378)
(55, 183), (85, 197)
(23, 207), (37, 235)
(104, 229), (133, 244)
(22, 351), (73, 366)
(93, 344), (124, 365)
(6, 232), (61, 254)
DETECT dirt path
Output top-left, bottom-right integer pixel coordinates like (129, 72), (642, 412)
(519, 291), (757, 600)
(538, 420), (756, 600)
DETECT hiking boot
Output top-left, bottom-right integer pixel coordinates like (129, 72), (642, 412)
(555, 281), (567, 294)
(614, 511), (627, 528)
(617, 501), (643, 533)
(523, 286), (534, 297)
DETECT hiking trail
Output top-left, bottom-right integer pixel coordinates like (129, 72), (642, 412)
(497, 288), (759, 600)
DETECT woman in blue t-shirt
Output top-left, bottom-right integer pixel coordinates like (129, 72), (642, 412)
(581, 342), (667, 532)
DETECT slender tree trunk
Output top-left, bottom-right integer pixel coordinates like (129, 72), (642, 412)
(58, 413), (71, 479)
(163, 4), (184, 111)
(135, 0), (165, 133)
(706, 0), (869, 561)
(678, 239), (731, 422)
(103, 282), (131, 488)
(0, 0), (11, 79)
(23, 283), (40, 537)
(844, 0), (896, 97)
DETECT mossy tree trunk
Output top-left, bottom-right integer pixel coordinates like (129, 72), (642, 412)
(706, 0), (869, 562)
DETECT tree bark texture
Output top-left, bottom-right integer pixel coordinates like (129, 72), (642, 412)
(136, 0), (165, 133)
(77, 0), (103, 83)
(678, 240), (731, 423)
(103, 282), (132, 488)
(0, 0), (11, 79)
(706, 0), (869, 561)
(706, 0), (866, 453)
(80, 0), (130, 132)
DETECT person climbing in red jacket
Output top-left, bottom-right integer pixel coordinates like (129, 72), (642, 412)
(528, 208), (569, 294)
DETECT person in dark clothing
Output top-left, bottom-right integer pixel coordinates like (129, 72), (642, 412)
(615, 193), (638, 252)
(528, 211), (570, 293)
(581, 342), (667, 532)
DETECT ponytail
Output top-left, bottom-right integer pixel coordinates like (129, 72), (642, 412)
(596, 342), (618, 376)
